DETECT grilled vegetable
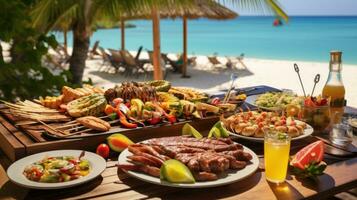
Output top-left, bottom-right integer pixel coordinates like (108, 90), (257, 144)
(144, 80), (171, 92)
(67, 94), (107, 117)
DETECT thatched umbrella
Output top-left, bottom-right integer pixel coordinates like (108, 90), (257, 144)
(117, 0), (237, 79)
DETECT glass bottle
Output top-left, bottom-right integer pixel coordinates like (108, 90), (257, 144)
(322, 51), (345, 123)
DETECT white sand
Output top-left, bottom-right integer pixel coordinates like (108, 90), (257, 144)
(82, 52), (357, 107)
(2, 42), (356, 107)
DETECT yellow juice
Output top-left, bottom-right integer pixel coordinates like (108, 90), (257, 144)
(264, 140), (291, 183)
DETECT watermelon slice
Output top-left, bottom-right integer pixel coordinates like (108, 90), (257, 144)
(291, 141), (324, 170)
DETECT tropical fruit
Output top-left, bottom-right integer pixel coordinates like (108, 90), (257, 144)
(67, 93), (107, 117)
(39, 95), (64, 109)
(290, 141), (326, 178)
(107, 133), (133, 152)
(160, 159), (195, 183)
(290, 140), (324, 169)
(182, 123), (203, 139)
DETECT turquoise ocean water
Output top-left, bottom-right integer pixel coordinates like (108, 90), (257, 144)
(56, 16), (357, 64)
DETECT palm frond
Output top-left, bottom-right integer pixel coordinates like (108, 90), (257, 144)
(30, 0), (78, 33)
(221, 0), (288, 22)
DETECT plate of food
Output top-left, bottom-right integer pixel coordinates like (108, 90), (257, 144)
(222, 111), (313, 142)
(118, 136), (259, 188)
(7, 150), (106, 189)
(246, 92), (303, 111)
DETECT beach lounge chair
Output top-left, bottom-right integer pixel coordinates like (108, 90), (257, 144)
(161, 53), (180, 72)
(236, 53), (248, 69)
(89, 41), (100, 59)
(208, 55), (226, 70)
(108, 49), (125, 73)
(99, 47), (111, 67)
(120, 47), (148, 78)
(161, 54), (197, 73)
(226, 53), (247, 70)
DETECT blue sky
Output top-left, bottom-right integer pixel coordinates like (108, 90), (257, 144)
(230, 0), (357, 16)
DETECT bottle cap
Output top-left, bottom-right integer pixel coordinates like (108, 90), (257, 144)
(330, 51), (342, 63)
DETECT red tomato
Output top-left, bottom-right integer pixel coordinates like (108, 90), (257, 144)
(96, 143), (110, 158)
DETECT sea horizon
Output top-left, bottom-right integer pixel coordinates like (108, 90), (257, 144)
(55, 16), (357, 65)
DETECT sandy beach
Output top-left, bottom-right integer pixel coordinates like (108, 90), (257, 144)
(2, 41), (356, 107)
(80, 51), (357, 108)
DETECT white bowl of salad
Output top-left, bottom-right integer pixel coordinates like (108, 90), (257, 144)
(7, 150), (106, 189)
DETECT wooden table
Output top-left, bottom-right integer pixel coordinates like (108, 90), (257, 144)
(0, 132), (356, 200)
(0, 94), (356, 199)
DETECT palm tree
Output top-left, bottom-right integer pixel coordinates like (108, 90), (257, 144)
(31, 0), (288, 85)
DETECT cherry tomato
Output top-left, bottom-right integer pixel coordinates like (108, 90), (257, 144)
(96, 143), (110, 158)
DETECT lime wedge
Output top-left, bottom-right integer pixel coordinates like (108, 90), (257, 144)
(182, 123), (203, 139)
(215, 121), (230, 138)
(160, 159), (195, 183)
(209, 127), (221, 138)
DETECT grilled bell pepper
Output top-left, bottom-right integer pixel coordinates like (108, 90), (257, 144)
(116, 110), (137, 129)
(164, 113), (177, 124)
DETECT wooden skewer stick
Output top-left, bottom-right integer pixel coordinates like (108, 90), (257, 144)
(294, 63), (306, 97)
(37, 120), (68, 135)
(54, 128), (93, 138)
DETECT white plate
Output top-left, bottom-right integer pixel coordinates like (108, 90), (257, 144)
(7, 150), (106, 189)
(227, 121), (314, 142)
(118, 144), (259, 188)
(245, 94), (283, 111)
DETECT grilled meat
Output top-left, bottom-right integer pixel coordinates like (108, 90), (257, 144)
(120, 136), (252, 182)
(146, 136), (243, 152)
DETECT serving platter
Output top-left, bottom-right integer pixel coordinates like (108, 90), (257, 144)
(7, 150), (106, 189)
(118, 142), (259, 188)
(245, 94), (282, 111)
(227, 121), (314, 142)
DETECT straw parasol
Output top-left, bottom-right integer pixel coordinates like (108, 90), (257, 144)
(116, 0), (237, 79)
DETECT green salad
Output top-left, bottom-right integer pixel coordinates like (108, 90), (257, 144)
(255, 92), (303, 109)
(23, 156), (91, 183)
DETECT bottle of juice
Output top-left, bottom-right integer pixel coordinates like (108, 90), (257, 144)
(322, 51), (345, 123)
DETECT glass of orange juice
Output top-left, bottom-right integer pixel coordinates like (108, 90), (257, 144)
(264, 132), (291, 183)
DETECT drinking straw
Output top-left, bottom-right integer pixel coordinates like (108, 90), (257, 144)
(311, 74), (320, 97)
(294, 63), (306, 97)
